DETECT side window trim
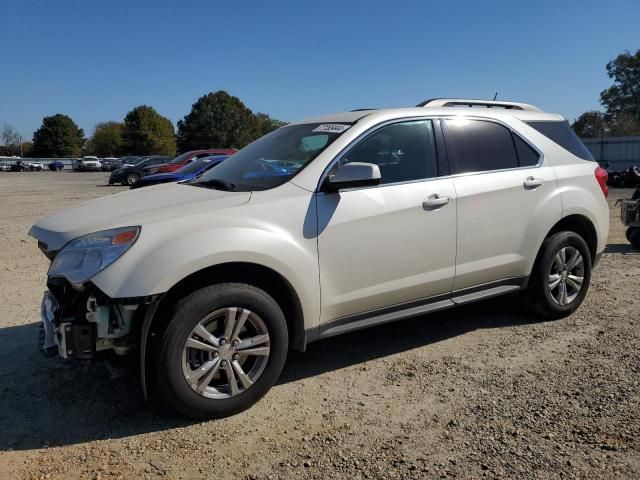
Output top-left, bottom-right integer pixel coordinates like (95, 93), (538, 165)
(441, 117), (544, 177)
(316, 116), (446, 192)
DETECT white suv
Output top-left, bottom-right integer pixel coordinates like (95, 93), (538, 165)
(29, 99), (609, 418)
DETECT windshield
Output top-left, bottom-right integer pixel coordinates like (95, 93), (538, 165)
(169, 151), (194, 165)
(190, 123), (350, 191)
(178, 156), (226, 174)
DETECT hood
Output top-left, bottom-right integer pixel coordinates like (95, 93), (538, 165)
(29, 183), (251, 252)
(139, 172), (185, 183)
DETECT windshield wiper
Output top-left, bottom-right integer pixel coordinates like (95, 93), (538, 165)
(191, 178), (236, 191)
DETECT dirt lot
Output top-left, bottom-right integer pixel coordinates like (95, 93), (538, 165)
(0, 171), (638, 480)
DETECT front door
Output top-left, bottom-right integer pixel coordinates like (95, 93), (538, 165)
(317, 119), (457, 323)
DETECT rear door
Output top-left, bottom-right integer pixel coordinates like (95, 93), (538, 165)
(442, 118), (562, 291)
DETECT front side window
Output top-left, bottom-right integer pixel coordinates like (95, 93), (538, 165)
(444, 119), (519, 174)
(340, 120), (438, 184)
(191, 123), (350, 191)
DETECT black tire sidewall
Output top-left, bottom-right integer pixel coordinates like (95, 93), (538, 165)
(530, 231), (592, 319)
(629, 228), (640, 250)
(156, 283), (288, 419)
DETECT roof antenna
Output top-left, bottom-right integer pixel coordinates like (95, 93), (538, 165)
(493, 92), (498, 101)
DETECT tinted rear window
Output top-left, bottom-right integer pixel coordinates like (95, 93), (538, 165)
(444, 119), (519, 174)
(526, 121), (594, 161)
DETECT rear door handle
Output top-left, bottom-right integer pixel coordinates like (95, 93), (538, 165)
(422, 194), (452, 210)
(523, 176), (544, 189)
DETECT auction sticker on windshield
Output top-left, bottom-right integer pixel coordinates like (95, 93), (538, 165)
(312, 124), (351, 133)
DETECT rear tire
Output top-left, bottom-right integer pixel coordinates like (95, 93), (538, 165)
(629, 228), (640, 250)
(155, 283), (288, 419)
(526, 231), (592, 320)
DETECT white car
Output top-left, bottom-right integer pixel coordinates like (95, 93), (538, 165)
(29, 98), (609, 418)
(76, 156), (102, 172)
(28, 161), (44, 171)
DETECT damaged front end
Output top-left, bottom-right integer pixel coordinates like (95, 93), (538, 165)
(32, 225), (155, 361)
(39, 278), (155, 360)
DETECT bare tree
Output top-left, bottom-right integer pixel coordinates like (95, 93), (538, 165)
(1, 123), (21, 147)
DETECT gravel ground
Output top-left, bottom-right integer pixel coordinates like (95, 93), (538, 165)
(0, 171), (638, 480)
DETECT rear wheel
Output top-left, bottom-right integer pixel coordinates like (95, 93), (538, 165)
(155, 283), (288, 419)
(526, 231), (592, 320)
(126, 173), (140, 186)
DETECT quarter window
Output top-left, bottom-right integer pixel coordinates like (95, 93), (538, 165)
(341, 120), (438, 184)
(513, 134), (540, 167)
(525, 121), (594, 161)
(444, 119), (519, 174)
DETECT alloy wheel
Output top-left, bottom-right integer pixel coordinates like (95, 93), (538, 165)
(548, 246), (584, 305)
(181, 307), (270, 399)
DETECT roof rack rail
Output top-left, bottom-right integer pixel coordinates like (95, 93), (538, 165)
(416, 98), (542, 112)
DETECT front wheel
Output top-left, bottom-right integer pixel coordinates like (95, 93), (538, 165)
(526, 231), (592, 320)
(155, 283), (288, 419)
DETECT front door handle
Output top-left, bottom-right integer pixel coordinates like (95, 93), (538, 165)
(422, 194), (452, 210)
(523, 176), (544, 189)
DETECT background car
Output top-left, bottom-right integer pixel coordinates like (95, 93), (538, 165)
(48, 160), (65, 171)
(100, 157), (123, 171)
(10, 161), (29, 171)
(0, 162), (11, 171)
(75, 156), (102, 172)
(28, 161), (44, 171)
(132, 155), (229, 188)
(143, 149), (237, 176)
(108, 155), (173, 185)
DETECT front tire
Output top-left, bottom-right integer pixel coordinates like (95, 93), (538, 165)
(526, 231), (592, 320)
(155, 283), (288, 419)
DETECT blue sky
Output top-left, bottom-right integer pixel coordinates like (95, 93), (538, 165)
(1, 0), (639, 139)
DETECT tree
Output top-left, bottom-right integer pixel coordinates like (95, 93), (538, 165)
(177, 91), (259, 151)
(122, 105), (176, 155)
(256, 112), (287, 137)
(572, 111), (606, 138)
(32, 114), (84, 157)
(2, 123), (21, 148)
(600, 49), (640, 123)
(608, 112), (640, 137)
(87, 121), (124, 156)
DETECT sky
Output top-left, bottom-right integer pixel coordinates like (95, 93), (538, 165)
(1, 0), (639, 139)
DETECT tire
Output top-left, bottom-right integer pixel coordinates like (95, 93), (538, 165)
(126, 173), (140, 186)
(629, 228), (640, 250)
(626, 227), (638, 244)
(155, 283), (288, 419)
(526, 231), (592, 320)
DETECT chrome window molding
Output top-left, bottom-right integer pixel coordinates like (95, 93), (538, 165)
(315, 114), (545, 194)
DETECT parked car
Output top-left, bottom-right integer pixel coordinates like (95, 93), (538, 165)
(49, 160), (65, 171)
(143, 149), (237, 176)
(30, 98), (609, 419)
(10, 160), (29, 171)
(100, 158), (123, 172)
(108, 156), (173, 185)
(28, 161), (44, 171)
(75, 156), (102, 172)
(0, 162), (11, 171)
(132, 155), (229, 188)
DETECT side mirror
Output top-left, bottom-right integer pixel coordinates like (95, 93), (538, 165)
(323, 162), (381, 192)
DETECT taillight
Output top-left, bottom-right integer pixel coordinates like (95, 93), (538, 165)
(595, 166), (608, 198)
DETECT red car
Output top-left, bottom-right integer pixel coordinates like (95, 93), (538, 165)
(143, 149), (237, 175)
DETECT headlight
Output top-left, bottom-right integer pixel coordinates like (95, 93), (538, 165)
(48, 226), (140, 284)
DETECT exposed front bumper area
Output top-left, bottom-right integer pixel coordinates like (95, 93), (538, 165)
(38, 278), (154, 360)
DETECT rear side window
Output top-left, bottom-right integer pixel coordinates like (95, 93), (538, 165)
(513, 134), (540, 167)
(526, 121), (594, 161)
(444, 119), (519, 174)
